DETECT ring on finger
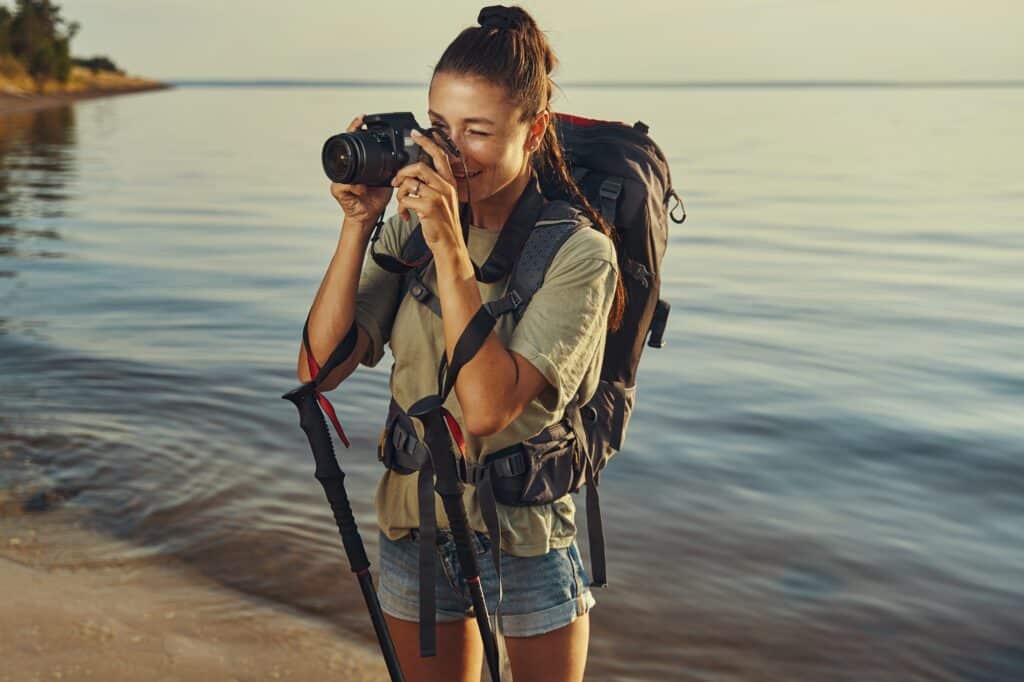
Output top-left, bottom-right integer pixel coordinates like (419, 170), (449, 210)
(407, 179), (422, 199)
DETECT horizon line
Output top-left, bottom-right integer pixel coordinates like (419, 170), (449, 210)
(165, 78), (1024, 90)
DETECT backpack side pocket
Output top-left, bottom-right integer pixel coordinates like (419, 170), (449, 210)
(581, 379), (637, 483)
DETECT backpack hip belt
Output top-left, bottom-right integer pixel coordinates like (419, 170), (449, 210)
(379, 391), (605, 666)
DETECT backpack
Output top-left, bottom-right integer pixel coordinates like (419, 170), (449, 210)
(378, 112), (685, 588)
(539, 112), (685, 483)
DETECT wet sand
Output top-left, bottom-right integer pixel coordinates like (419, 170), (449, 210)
(0, 506), (385, 682)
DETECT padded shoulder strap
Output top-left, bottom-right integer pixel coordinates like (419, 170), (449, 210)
(508, 200), (590, 323)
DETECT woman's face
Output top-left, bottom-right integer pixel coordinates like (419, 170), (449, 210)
(427, 71), (542, 204)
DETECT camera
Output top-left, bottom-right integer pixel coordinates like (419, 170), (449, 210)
(321, 112), (435, 186)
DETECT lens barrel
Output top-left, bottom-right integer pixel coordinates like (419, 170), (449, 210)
(322, 134), (362, 184)
(322, 130), (410, 186)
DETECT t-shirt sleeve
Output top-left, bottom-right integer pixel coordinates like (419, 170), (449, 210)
(354, 213), (411, 367)
(508, 229), (618, 414)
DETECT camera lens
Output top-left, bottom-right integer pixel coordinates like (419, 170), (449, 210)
(321, 129), (407, 186)
(322, 134), (361, 184)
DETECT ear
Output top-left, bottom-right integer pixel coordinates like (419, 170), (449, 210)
(526, 110), (549, 152)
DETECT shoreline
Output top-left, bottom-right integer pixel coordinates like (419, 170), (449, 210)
(0, 82), (172, 116)
(0, 503), (385, 681)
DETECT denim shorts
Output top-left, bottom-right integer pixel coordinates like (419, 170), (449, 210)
(377, 529), (596, 638)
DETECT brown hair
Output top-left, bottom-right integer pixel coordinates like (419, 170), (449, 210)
(432, 5), (625, 331)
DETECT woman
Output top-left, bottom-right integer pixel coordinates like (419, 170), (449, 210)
(297, 5), (624, 681)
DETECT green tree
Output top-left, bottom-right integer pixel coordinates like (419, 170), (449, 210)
(0, 6), (13, 56)
(8, 0), (79, 88)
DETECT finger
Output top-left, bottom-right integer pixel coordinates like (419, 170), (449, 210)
(330, 182), (364, 198)
(346, 115), (365, 133)
(398, 176), (437, 201)
(391, 163), (449, 193)
(397, 186), (432, 219)
(410, 130), (455, 183)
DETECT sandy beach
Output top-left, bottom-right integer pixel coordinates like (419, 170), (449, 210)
(0, 501), (386, 682)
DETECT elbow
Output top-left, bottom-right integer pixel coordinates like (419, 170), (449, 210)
(464, 414), (501, 439)
(462, 399), (508, 439)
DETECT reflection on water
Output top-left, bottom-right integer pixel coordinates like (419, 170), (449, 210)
(0, 107), (74, 286)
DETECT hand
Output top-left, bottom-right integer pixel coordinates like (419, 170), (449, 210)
(391, 130), (463, 251)
(329, 115), (394, 227)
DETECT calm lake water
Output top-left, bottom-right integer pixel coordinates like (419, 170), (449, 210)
(2, 83), (1023, 681)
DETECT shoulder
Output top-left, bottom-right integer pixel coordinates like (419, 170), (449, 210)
(557, 224), (616, 266)
(546, 225), (618, 284)
(533, 201), (618, 275)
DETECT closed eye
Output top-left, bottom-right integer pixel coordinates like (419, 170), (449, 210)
(431, 121), (489, 137)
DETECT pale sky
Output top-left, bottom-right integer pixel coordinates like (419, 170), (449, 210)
(57, 0), (1024, 82)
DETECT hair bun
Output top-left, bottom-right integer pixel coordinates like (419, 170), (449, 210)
(478, 5), (523, 30)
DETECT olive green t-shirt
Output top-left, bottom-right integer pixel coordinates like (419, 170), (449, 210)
(354, 209), (617, 556)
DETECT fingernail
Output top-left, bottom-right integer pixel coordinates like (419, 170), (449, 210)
(411, 130), (421, 137)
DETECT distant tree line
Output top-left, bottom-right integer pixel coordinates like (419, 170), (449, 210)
(0, 0), (121, 87)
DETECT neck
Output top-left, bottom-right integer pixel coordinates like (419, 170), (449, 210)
(468, 168), (533, 231)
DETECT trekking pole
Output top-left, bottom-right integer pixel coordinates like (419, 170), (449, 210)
(281, 320), (405, 682)
(408, 395), (502, 682)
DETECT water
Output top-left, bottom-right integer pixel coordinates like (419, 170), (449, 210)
(2, 84), (1023, 681)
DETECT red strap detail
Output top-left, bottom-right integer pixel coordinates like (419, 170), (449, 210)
(305, 346), (351, 449)
(441, 408), (466, 457)
(305, 346), (321, 380)
(555, 112), (621, 128)
(317, 393), (351, 449)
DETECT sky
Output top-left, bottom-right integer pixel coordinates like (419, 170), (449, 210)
(50, 0), (1024, 82)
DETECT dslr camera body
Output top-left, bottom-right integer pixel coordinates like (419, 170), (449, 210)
(322, 112), (455, 187)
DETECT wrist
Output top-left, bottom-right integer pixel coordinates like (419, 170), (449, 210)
(432, 242), (474, 279)
(342, 213), (376, 230)
(340, 215), (376, 242)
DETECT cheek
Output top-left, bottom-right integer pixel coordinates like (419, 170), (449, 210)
(460, 138), (521, 172)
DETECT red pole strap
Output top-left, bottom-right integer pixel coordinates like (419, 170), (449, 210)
(305, 347), (351, 449)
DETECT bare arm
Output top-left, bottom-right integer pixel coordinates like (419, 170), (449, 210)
(432, 248), (550, 438)
(297, 114), (395, 390)
(296, 217), (376, 389)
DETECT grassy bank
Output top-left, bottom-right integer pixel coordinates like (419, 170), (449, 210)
(0, 55), (168, 113)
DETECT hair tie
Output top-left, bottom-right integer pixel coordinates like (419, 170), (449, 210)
(478, 5), (518, 30)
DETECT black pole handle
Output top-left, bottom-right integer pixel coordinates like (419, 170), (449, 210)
(282, 382), (405, 682)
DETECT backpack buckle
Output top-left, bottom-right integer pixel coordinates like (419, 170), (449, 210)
(599, 177), (623, 224)
(599, 177), (623, 202)
(483, 289), (523, 318)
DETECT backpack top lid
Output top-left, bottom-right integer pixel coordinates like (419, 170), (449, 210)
(549, 113), (674, 194)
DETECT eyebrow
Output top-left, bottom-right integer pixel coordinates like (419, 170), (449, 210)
(427, 110), (495, 126)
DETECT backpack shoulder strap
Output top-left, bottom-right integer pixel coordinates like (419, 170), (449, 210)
(506, 200), (590, 324)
